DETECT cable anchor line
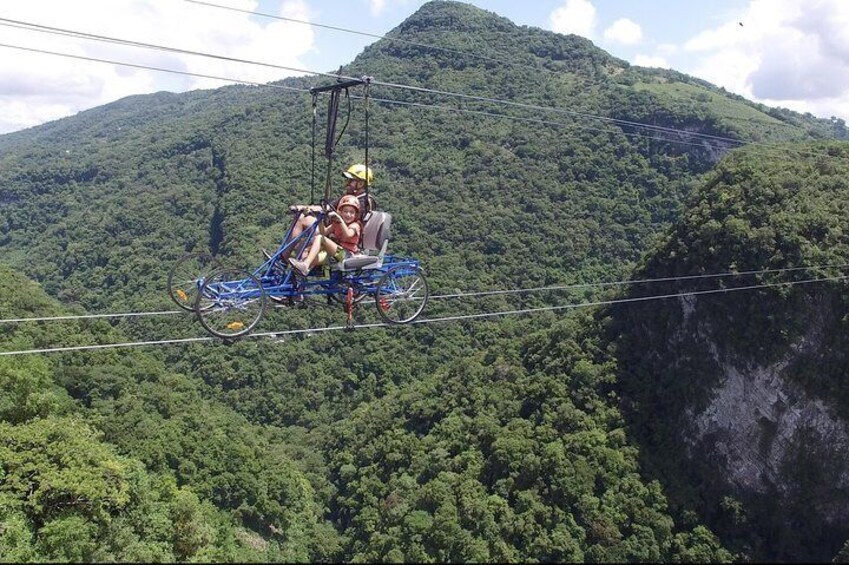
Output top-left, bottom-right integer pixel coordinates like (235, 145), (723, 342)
(1, 262), (847, 325)
(1, 274), (845, 357)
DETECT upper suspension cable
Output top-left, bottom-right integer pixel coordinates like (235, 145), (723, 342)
(0, 38), (841, 163)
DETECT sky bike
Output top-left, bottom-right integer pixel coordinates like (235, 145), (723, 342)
(166, 76), (429, 339)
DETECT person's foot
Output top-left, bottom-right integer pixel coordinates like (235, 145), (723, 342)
(288, 257), (311, 277)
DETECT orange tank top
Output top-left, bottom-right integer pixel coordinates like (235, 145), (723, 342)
(331, 221), (361, 253)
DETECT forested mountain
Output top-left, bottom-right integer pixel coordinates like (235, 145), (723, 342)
(1, 1), (847, 561)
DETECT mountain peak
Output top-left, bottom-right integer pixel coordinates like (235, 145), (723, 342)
(351, 0), (621, 79)
(393, 0), (516, 34)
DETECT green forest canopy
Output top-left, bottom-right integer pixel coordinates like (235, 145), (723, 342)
(1, 1), (848, 561)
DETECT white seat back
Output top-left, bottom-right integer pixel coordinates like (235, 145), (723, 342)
(361, 211), (391, 252)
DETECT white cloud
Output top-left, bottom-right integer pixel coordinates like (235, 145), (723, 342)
(365, 0), (425, 18)
(0, 0), (316, 134)
(682, 0), (849, 120)
(633, 55), (669, 69)
(549, 0), (597, 39)
(603, 18), (642, 45)
(657, 43), (678, 57)
(804, 97), (849, 122)
(369, 0), (388, 17)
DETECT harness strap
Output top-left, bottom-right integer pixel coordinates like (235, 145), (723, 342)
(310, 93), (317, 205)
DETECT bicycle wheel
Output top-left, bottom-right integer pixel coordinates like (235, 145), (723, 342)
(195, 268), (267, 339)
(167, 253), (220, 311)
(375, 266), (428, 324)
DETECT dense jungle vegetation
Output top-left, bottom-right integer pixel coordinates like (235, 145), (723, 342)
(1, 1), (847, 561)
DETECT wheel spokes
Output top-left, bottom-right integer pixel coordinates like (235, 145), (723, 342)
(196, 268), (267, 338)
(376, 267), (428, 324)
(167, 253), (219, 311)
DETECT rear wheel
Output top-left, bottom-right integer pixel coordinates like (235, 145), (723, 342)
(167, 253), (220, 311)
(195, 268), (267, 339)
(375, 266), (428, 324)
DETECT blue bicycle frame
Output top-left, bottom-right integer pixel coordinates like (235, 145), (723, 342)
(250, 209), (422, 301)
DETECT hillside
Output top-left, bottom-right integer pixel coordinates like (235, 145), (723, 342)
(2, 0), (848, 561)
(1, 2), (844, 314)
(0, 264), (336, 561)
(0, 256), (733, 562)
(609, 141), (849, 561)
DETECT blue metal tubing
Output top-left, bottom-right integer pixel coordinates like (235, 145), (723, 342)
(253, 210), (323, 282)
(204, 279), (264, 302)
(261, 257), (421, 301)
(206, 206), (425, 302)
(209, 257), (422, 301)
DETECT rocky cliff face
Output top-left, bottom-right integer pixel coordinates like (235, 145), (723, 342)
(610, 141), (849, 560)
(679, 294), (849, 520)
(614, 282), (849, 560)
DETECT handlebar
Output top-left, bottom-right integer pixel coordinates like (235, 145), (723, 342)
(289, 204), (324, 214)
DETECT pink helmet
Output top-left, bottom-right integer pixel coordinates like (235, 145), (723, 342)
(337, 194), (361, 213)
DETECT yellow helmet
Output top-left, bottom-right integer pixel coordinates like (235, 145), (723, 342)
(342, 163), (373, 186)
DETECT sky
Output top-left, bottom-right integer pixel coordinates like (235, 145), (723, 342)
(1, 0), (848, 135)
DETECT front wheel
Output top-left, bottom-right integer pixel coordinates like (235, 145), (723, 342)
(167, 253), (220, 311)
(195, 268), (267, 339)
(375, 266), (428, 324)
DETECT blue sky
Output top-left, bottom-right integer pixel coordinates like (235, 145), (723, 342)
(1, 0), (847, 134)
(293, 0), (744, 71)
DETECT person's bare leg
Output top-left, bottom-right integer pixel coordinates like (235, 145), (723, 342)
(284, 214), (317, 260)
(301, 235), (325, 268)
(289, 235), (339, 276)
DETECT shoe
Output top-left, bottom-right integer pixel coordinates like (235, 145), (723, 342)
(288, 257), (311, 277)
(269, 294), (303, 306)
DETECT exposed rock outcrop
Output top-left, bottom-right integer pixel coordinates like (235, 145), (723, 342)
(681, 295), (849, 521)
